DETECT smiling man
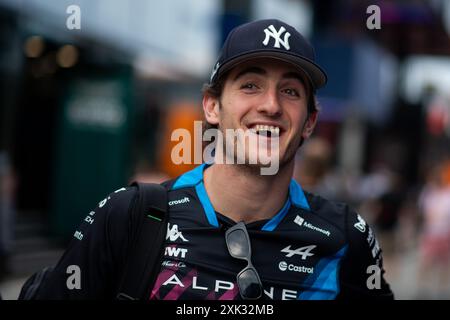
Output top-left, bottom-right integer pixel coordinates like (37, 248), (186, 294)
(202, 57), (317, 222)
(33, 19), (393, 300)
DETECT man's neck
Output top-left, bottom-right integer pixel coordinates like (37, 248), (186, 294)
(203, 162), (294, 224)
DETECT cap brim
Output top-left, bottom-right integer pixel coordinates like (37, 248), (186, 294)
(216, 51), (327, 90)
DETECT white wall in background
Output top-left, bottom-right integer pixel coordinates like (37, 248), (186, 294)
(402, 56), (450, 104)
(251, 0), (312, 38)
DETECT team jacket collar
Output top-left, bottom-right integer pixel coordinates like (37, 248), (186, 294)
(172, 164), (310, 229)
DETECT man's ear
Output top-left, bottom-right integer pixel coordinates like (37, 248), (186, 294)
(202, 94), (220, 125)
(301, 111), (318, 139)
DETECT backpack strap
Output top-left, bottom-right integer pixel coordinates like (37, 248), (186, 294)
(18, 266), (55, 300)
(116, 182), (168, 300)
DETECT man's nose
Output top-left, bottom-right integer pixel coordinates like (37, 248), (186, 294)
(256, 87), (282, 116)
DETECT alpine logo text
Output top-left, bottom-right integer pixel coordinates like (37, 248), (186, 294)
(281, 245), (316, 260)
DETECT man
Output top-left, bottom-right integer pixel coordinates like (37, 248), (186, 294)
(36, 19), (393, 300)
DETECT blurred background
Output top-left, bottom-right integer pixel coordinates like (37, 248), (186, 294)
(0, 0), (450, 300)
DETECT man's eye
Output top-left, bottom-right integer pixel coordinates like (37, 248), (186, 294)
(283, 88), (300, 97)
(241, 83), (257, 90)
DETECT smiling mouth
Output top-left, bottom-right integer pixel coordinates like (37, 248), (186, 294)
(248, 124), (281, 138)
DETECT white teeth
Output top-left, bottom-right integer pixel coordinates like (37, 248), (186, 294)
(250, 124), (280, 135)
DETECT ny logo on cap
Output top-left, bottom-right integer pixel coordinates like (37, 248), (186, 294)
(210, 61), (220, 82)
(262, 25), (291, 50)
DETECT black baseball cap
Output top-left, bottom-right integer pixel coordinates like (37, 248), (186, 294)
(209, 19), (327, 90)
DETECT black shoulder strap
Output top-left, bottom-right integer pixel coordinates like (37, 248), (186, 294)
(116, 182), (168, 300)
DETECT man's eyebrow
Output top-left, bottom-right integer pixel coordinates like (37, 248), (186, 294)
(233, 67), (266, 81)
(282, 72), (307, 85)
(233, 67), (307, 86)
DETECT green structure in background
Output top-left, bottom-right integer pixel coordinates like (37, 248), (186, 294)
(51, 68), (133, 239)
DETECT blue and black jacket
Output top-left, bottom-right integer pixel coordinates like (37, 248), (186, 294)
(37, 164), (394, 300)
